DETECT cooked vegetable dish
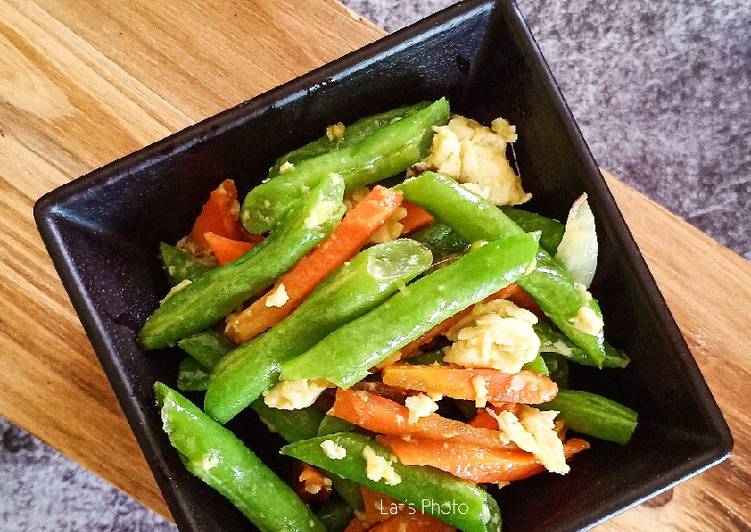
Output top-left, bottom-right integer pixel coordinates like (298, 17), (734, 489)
(142, 99), (638, 532)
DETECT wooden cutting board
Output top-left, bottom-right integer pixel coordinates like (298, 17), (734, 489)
(1, 0), (749, 528)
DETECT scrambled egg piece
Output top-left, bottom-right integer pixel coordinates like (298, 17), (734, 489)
(489, 405), (568, 474)
(279, 160), (295, 173)
(320, 440), (347, 460)
(304, 200), (340, 229)
(424, 115), (531, 206)
(443, 299), (541, 373)
(472, 375), (489, 408)
(326, 122), (346, 141)
(262, 378), (330, 410)
(362, 446), (401, 485)
(369, 206), (407, 243)
(570, 306), (604, 336)
(265, 283), (289, 308)
(404, 393), (439, 424)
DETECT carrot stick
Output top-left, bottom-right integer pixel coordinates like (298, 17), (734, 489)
(378, 435), (589, 484)
(381, 366), (558, 404)
(399, 200), (434, 234)
(294, 463), (331, 504)
(204, 232), (258, 265)
(371, 512), (455, 532)
(188, 179), (251, 252)
(468, 405), (519, 429)
(400, 284), (522, 357)
(330, 389), (514, 450)
(226, 186), (403, 342)
(359, 486), (399, 525)
(344, 517), (370, 532)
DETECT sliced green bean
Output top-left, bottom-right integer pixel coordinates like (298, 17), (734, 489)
(241, 98), (450, 233)
(535, 321), (629, 368)
(410, 222), (470, 262)
(282, 433), (502, 532)
(159, 242), (215, 286)
(139, 174), (345, 350)
(539, 389), (638, 444)
(541, 353), (570, 388)
(176, 357), (210, 392)
(281, 233), (538, 388)
(178, 330), (233, 369)
(205, 239), (433, 423)
(269, 102), (431, 176)
(523, 353), (549, 376)
(154, 383), (324, 532)
(398, 171), (607, 367)
(500, 207), (565, 254)
(250, 400), (324, 443)
(318, 415), (355, 437)
(406, 349), (446, 366)
(316, 497), (354, 532)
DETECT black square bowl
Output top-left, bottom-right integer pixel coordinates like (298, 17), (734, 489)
(34, 1), (732, 530)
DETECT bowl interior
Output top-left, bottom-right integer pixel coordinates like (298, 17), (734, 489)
(36, 1), (731, 530)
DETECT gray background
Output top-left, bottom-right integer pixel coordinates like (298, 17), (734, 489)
(2, 0), (749, 530)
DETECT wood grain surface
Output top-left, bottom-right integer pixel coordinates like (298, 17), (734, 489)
(0, 0), (748, 528)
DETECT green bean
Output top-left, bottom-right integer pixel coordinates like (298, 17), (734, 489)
(282, 433), (502, 532)
(539, 389), (638, 444)
(318, 415), (355, 437)
(241, 98), (450, 233)
(535, 321), (629, 368)
(500, 207), (565, 254)
(522, 353), (549, 376)
(176, 357), (210, 392)
(252, 403), (363, 510)
(205, 239), (432, 423)
(281, 233), (538, 388)
(410, 222), (469, 262)
(250, 400), (324, 442)
(405, 349), (446, 366)
(316, 497), (354, 532)
(139, 174), (345, 350)
(178, 330), (233, 369)
(159, 242), (215, 286)
(398, 171), (607, 367)
(541, 353), (569, 388)
(268, 102), (431, 176)
(154, 383), (324, 532)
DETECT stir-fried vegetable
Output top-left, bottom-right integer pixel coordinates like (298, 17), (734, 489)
(139, 174), (345, 349)
(155, 383), (325, 531)
(242, 98), (450, 233)
(282, 433), (502, 532)
(555, 194), (598, 287)
(398, 171), (608, 368)
(205, 239), (432, 423)
(281, 233), (539, 387)
(226, 186), (404, 343)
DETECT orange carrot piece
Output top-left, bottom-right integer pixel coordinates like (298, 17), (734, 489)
(225, 186), (403, 342)
(344, 517), (370, 532)
(294, 463), (331, 504)
(400, 284), (522, 357)
(359, 486), (399, 525)
(371, 512), (455, 532)
(468, 405), (518, 429)
(381, 366), (558, 404)
(331, 389), (513, 450)
(189, 179), (250, 252)
(378, 435), (590, 484)
(203, 232), (257, 265)
(399, 200), (434, 234)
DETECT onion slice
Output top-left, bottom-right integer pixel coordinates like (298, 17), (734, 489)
(555, 193), (598, 287)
